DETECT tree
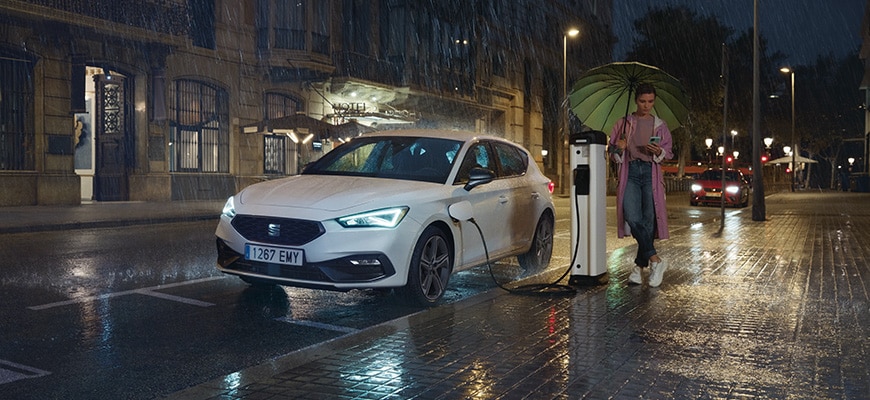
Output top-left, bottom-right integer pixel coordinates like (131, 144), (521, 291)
(625, 6), (733, 175)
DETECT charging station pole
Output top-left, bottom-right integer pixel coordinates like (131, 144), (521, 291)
(568, 129), (608, 285)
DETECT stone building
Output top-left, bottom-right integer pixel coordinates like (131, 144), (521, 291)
(0, 0), (612, 206)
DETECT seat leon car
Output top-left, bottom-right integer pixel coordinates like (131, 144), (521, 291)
(689, 168), (750, 208)
(215, 130), (555, 306)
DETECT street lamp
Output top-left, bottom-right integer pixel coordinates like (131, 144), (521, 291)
(560, 27), (580, 195)
(781, 67), (796, 191)
(764, 137), (773, 149)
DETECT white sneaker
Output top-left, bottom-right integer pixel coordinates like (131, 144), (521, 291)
(649, 259), (668, 287)
(628, 265), (643, 284)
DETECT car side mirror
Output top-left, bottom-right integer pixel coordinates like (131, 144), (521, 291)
(464, 167), (495, 191)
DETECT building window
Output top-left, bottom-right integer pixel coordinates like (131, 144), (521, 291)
(170, 80), (228, 173)
(311, 1), (330, 54)
(190, 0), (216, 49)
(264, 134), (285, 175)
(0, 51), (35, 171)
(274, 0), (306, 50)
(263, 92), (303, 175)
(265, 92), (303, 119)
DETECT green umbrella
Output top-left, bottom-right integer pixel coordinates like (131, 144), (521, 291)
(568, 61), (689, 133)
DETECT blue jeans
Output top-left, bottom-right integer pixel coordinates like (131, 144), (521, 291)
(623, 160), (657, 267)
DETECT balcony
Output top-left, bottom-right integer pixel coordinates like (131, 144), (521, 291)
(4, 0), (189, 36)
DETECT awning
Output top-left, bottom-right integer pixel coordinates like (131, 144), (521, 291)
(765, 155), (818, 165)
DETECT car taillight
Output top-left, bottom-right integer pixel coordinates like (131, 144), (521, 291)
(548, 181), (555, 194)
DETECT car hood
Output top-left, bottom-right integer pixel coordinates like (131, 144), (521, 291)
(236, 174), (444, 212)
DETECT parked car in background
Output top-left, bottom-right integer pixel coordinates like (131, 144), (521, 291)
(689, 168), (750, 208)
(215, 130), (555, 306)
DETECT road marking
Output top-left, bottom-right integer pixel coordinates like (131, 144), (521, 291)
(28, 276), (224, 310)
(274, 317), (360, 334)
(0, 359), (51, 385)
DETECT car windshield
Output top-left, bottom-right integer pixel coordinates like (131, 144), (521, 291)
(303, 136), (462, 183)
(699, 170), (742, 181)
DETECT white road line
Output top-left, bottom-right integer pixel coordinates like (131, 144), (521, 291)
(27, 276), (224, 310)
(0, 359), (51, 385)
(274, 317), (360, 334)
(135, 289), (215, 307)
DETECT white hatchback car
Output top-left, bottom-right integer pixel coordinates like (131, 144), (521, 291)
(215, 129), (555, 305)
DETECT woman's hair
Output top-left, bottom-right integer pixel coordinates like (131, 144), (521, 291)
(635, 83), (656, 99)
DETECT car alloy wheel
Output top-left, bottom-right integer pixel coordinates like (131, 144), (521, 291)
(518, 213), (554, 272)
(401, 226), (452, 306)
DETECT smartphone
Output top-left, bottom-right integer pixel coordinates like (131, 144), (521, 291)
(649, 136), (661, 145)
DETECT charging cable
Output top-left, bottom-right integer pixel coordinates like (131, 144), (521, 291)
(468, 216), (578, 296)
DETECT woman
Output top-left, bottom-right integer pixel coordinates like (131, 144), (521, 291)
(609, 83), (672, 287)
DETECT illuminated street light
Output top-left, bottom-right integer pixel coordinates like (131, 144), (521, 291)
(781, 67), (796, 192)
(764, 137), (773, 148)
(559, 27), (580, 195)
(705, 138), (714, 165)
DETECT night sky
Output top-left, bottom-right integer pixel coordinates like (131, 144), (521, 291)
(612, 0), (865, 66)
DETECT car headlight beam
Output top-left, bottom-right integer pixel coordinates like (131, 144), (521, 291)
(337, 207), (409, 228)
(691, 184), (702, 192)
(725, 186), (740, 194)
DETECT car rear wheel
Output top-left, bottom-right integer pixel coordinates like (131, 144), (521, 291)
(400, 226), (452, 306)
(518, 213), (553, 272)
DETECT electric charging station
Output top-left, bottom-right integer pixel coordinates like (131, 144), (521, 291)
(567, 128), (608, 285)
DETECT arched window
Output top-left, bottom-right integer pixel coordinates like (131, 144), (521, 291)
(169, 79), (228, 172)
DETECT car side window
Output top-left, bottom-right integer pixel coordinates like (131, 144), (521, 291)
(493, 142), (527, 177)
(454, 142), (494, 184)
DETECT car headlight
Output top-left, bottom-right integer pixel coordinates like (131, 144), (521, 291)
(337, 207), (409, 228)
(222, 196), (236, 218)
(725, 185), (740, 194)
(691, 184), (703, 192)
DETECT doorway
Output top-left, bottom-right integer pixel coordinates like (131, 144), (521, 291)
(75, 67), (132, 201)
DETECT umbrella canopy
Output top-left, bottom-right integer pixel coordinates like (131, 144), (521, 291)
(568, 62), (689, 132)
(765, 155), (817, 165)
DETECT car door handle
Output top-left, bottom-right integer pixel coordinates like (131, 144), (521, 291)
(531, 192), (540, 199)
(498, 195), (508, 204)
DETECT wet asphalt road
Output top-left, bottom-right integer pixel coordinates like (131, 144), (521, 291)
(0, 196), (735, 398)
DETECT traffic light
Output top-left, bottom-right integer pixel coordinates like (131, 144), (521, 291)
(761, 154), (768, 163)
(726, 156), (733, 163)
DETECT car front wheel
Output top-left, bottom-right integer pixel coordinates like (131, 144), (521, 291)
(400, 226), (452, 306)
(518, 213), (554, 272)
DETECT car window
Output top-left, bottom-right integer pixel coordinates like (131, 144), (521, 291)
(493, 142), (527, 177)
(304, 136), (461, 183)
(453, 142), (494, 184)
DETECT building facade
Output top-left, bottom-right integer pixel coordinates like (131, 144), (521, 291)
(0, 0), (612, 206)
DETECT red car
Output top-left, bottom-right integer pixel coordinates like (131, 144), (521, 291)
(689, 168), (750, 208)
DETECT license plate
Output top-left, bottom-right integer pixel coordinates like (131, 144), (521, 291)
(244, 244), (303, 266)
(707, 192), (721, 197)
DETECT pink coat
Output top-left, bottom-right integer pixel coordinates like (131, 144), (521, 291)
(609, 114), (673, 240)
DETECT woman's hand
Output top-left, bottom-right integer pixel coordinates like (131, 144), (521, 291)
(645, 143), (663, 156)
(616, 139), (627, 150)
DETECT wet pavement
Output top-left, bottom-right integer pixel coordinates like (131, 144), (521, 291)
(2, 192), (868, 399)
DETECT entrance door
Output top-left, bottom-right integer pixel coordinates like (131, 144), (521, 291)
(93, 74), (129, 201)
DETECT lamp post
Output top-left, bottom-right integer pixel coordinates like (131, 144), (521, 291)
(781, 67), (796, 192)
(705, 138), (713, 165)
(560, 28), (580, 195)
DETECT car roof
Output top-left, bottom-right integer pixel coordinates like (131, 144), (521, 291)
(361, 129), (516, 146)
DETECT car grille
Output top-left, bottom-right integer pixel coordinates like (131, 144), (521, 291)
(231, 215), (325, 246)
